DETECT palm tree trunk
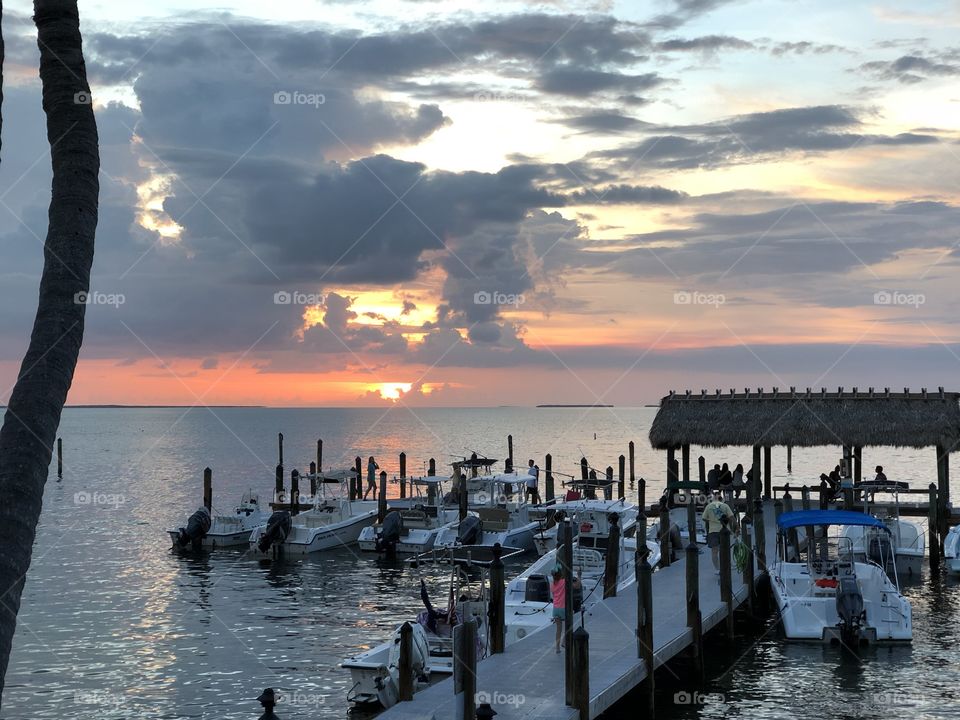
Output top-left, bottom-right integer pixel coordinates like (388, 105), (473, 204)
(0, 0), (98, 701)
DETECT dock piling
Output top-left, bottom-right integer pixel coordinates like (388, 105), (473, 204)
(278, 432), (284, 470)
(753, 497), (767, 569)
(783, 491), (798, 559)
(618, 455), (625, 499)
(506, 435), (514, 473)
(763, 446), (772, 499)
(428, 458), (436, 476)
(398, 622), (414, 701)
(682, 445), (690, 485)
(786, 444), (792, 473)
(399, 452), (407, 499)
(545, 454), (555, 501)
(275, 464), (284, 504)
(317, 438), (322, 475)
(929, 483), (940, 571)
(636, 552), (655, 717)
(628, 441), (635, 487)
(603, 513), (620, 599)
(354, 457), (363, 500)
(742, 521), (755, 615)
(378, 471), (387, 522)
(698, 455), (706, 491)
(57, 437), (63, 478)
(638, 477), (646, 515)
(685, 541), (704, 682)
(719, 525), (734, 639)
(571, 626), (590, 720)
(453, 618), (477, 720)
(751, 445), (761, 500)
(659, 505), (671, 567)
(604, 466), (613, 500)
(290, 470), (300, 515)
(489, 544), (505, 654)
(309, 463), (317, 498)
(203, 467), (212, 512)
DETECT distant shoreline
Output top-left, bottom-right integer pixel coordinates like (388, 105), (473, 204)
(536, 404), (614, 408)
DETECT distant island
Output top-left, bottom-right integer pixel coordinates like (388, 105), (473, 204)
(536, 404), (614, 408)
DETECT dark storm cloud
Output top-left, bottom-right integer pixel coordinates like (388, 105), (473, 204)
(590, 105), (939, 169)
(656, 35), (753, 52)
(554, 111), (650, 133)
(536, 68), (664, 96)
(566, 184), (687, 204)
(859, 55), (960, 84)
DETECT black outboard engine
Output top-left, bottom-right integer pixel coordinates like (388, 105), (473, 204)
(835, 577), (865, 645)
(376, 510), (404, 554)
(457, 515), (481, 545)
(176, 507), (211, 549)
(257, 511), (292, 553)
(524, 575), (550, 602)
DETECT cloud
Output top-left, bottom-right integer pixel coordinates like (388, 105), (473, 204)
(656, 35), (753, 52)
(859, 54), (960, 83)
(536, 68), (664, 96)
(590, 105), (939, 169)
(554, 111), (651, 133)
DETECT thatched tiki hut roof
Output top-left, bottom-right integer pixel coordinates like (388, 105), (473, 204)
(649, 387), (960, 450)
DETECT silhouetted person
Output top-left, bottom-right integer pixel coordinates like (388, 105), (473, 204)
(257, 688), (281, 720)
(874, 465), (887, 483)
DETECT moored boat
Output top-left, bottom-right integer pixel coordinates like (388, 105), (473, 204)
(167, 491), (268, 549)
(770, 510), (912, 646)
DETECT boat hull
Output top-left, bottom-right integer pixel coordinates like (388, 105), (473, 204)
(249, 509), (377, 555)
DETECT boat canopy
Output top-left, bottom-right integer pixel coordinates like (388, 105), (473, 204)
(777, 510), (886, 531)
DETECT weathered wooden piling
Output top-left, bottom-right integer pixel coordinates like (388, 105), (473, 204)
(604, 466), (614, 501)
(936, 444), (950, 548)
(719, 525), (734, 639)
(685, 493), (697, 551)
(786, 444), (792, 473)
(752, 445), (761, 499)
(628, 441), (635, 487)
(398, 622), (414, 701)
(659, 505), (671, 567)
(753, 498), (767, 569)
(278, 432), (284, 470)
(354, 457), (363, 500)
(309, 462), (317, 497)
(506, 434), (514, 473)
(399, 452), (407, 499)
(929, 483), (940, 571)
(603, 513), (620, 598)
(698, 455), (706, 490)
(489, 543), (505, 654)
(459, 473), (468, 521)
(378, 471), (388, 523)
(638, 476), (646, 515)
(428, 458), (436, 476)
(290, 470), (300, 515)
(618, 455), (625, 499)
(819, 477), (828, 510)
(203, 467), (213, 511)
(685, 540), (704, 682)
(580, 457), (589, 481)
(571, 626), (590, 720)
(742, 521), (755, 615)
(453, 618), (477, 720)
(636, 551), (655, 717)
(763, 445), (772, 499)
(275, 464), (284, 501)
(545, 454), (555, 501)
(57, 437), (63, 478)
(317, 438), (322, 474)
(587, 469), (598, 500)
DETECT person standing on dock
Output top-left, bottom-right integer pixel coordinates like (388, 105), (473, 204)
(526, 459), (541, 505)
(707, 464), (721, 492)
(874, 465), (888, 483)
(702, 491), (738, 572)
(364, 456), (379, 500)
(551, 568), (566, 653)
(730, 463), (745, 498)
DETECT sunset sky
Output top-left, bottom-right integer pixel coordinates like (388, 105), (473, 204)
(1, 0), (959, 406)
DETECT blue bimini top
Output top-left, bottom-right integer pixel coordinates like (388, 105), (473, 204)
(776, 509), (886, 531)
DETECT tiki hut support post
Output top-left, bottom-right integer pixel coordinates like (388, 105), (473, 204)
(937, 444), (950, 546)
(854, 446), (862, 485)
(752, 446), (761, 500)
(763, 446), (772, 499)
(698, 455), (706, 491)
(786, 444), (792, 473)
(666, 447), (675, 493)
(928, 483), (940, 571)
(681, 444), (690, 485)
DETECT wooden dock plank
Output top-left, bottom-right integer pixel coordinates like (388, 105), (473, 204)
(378, 502), (777, 720)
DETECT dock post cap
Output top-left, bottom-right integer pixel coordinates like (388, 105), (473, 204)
(476, 703), (498, 718)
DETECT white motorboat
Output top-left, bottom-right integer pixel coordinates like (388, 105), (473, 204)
(770, 510), (912, 645)
(249, 470), (378, 556)
(840, 481), (924, 578)
(343, 545), (518, 708)
(358, 477), (462, 554)
(432, 473), (545, 553)
(168, 491), (268, 549)
(944, 524), (960, 575)
(503, 498), (659, 645)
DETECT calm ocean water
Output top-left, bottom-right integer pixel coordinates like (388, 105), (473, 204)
(3, 407), (959, 719)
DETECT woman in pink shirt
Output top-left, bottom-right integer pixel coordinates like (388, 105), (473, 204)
(551, 569), (566, 653)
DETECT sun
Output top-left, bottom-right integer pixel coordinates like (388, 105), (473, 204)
(375, 383), (413, 401)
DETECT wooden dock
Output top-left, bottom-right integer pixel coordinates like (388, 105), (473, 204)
(379, 502), (778, 720)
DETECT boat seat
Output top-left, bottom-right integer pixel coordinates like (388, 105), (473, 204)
(477, 507), (510, 532)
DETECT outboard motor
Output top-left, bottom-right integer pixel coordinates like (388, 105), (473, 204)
(457, 515), (481, 545)
(835, 577), (865, 645)
(376, 510), (404, 554)
(257, 511), (292, 553)
(176, 506), (211, 549)
(524, 575), (551, 602)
